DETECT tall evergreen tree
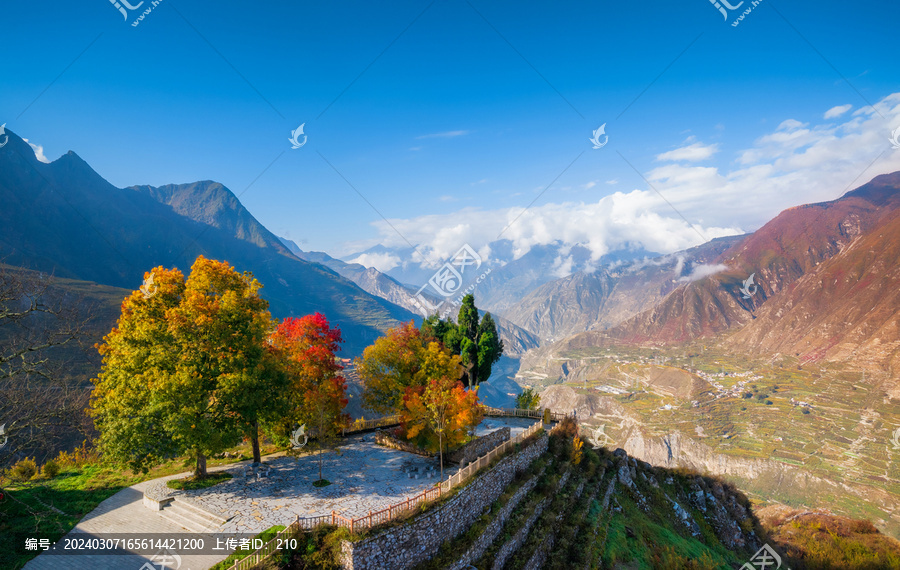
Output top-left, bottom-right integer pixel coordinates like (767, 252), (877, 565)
(476, 312), (503, 384)
(424, 295), (503, 387)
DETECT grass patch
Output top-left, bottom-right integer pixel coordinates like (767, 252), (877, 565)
(313, 479), (331, 488)
(0, 440), (280, 570)
(166, 472), (232, 490)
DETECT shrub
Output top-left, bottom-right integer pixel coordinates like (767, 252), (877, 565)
(572, 435), (584, 465)
(42, 459), (61, 479)
(55, 440), (99, 468)
(10, 457), (38, 481)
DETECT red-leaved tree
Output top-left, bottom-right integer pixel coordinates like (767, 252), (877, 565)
(269, 313), (348, 482)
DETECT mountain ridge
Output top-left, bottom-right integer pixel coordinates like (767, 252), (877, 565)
(0, 129), (414, 355)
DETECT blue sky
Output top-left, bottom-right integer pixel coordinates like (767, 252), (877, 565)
(2, 0), (899, 267)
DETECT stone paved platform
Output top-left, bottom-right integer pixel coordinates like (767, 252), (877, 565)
(22, 418), (539, 569)
(157, 433), (454, 534)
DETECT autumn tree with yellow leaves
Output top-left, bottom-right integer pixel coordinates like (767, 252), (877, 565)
(90, 256), (284, 477)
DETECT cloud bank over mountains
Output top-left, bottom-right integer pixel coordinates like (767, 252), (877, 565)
(348, 93), (900, 274)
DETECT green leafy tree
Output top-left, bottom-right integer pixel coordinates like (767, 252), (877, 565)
(91, 256), (278, 477)
(516, 387), (541, 410)
(402, 357), (481, 478)
(425, 295), (503, 387)
(476, 313), (503, 384)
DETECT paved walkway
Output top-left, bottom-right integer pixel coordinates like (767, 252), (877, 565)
(22, 418), (536, 570)
(22, 471), (234, 570)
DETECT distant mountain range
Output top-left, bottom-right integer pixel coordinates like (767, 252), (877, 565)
(499, 236), (744, 343)
(7, 122), (898, 377)
(343, 241), (659, 314)
(0, 129), (414, 355)
(279, 237), (540, 356)
(529, 172), (900, 371)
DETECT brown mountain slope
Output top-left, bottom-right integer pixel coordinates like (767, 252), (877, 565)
(724, 205), (900, 374)
(503, 270), (615, 343)
(596, 172), (900, 370)
(501, 235), (744, 344)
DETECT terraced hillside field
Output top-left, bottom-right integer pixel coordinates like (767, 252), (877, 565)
(517, 344), (900, 539)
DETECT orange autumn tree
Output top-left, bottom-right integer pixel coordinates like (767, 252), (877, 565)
(269, 313), (348, 483)
(401, 343), (482, 477)
(356, 321), (434, 415)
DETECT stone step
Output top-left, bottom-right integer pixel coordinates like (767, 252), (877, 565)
(172, 498), (229, 526)
(159, 500), (227, 533)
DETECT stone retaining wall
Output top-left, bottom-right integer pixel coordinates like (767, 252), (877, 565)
(490, 469), (570, 570)
(447, 465), (546, 570)
(373, 430), (434, 457)
(448, 427), (510, 466)
(339, 434), (548, 570)
(522, 477), (584, 570)
(491, 497), (548, 570)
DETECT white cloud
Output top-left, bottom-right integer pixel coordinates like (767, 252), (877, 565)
(415, 130), (469, 140)
(678, 263), (729, 282)
(656, 142), (719, 162)
(361, 191), (741, 268)
(347, 92), (900, 273)
(824, 104), (852, 119)
(673, 255), (685, 277)
(582, 181), (597, 190)
(347, 252), (402, 273)
(23, 138), (50, 163)
(438, 195), (458, 202)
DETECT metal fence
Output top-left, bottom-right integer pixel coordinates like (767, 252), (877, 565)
(482, 407), (567, 421)
(440, 419), (543, 492)
(341, 414), (401, 436)
(338, 407), (561, 437)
